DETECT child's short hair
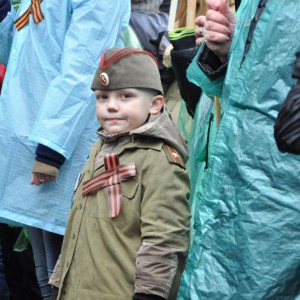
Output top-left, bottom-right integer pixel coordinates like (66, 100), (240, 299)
(91, 47), (163, 95)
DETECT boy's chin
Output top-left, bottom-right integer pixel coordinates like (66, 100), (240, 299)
(106, 129), (128, 135)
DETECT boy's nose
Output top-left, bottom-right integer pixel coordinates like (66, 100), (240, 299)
(107, 98), (119, 111)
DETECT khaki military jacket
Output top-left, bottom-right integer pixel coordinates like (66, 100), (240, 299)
(58, 110), (190, 300)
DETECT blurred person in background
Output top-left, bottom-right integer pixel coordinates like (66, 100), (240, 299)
(0, 1), (130, 299)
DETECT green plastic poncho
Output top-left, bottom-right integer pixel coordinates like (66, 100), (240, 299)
(179, 0), (300, 299)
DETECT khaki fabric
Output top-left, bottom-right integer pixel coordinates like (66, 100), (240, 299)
(49, 255), (61, 288)
(91, 47), (163, 95)
(134, 243), (186, 299)
(32, 161), (58, 177)
(58, 136), (190, 299)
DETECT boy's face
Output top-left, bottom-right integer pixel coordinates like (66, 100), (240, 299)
(95, 88), (163, 134)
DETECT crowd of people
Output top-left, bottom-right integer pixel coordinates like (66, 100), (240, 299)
(0, 0), (300, 299)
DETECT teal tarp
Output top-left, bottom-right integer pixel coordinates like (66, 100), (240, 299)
(179, 0), (300, 299)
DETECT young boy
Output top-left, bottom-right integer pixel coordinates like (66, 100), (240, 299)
(57, 47), (190, 300)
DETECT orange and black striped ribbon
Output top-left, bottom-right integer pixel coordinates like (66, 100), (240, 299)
(14, 0), (44, 31)
(82, 153), (136, 218)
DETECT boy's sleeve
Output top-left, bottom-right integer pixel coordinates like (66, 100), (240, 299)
(0, 3), (15, 66)
(134, 152), (190, 299)
(29, 0), (130, 159)
(134, 243), (184, 299)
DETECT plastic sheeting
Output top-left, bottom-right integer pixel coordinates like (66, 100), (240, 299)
(0, 0), (130, 234)
(179, 0), (300, 299)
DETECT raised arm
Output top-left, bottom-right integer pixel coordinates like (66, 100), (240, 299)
(202, 0), (236, 62)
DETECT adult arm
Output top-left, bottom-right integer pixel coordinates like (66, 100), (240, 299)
(186, 0), (236, 98)
(202, 0), (236, 62)
(195, 0), (236, 82)
(30, 144), (66, 185)
(29, 0), (130, 183)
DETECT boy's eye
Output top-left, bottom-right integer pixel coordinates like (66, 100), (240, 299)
(121, 93), (132, 99)
(97, 94), (108, 101)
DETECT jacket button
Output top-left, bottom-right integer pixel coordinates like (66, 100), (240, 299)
(72, 233), (76, 239)
(79, 204), (82, 209)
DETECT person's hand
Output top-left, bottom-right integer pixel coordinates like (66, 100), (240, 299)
(30, 161), (58, 186)
(31, 172), (56, 186)
(195, 15), (206, 46)
(201, 0), (236, 62)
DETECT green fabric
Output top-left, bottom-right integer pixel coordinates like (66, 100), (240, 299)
(13, 227), (30, 252)
(184, 94), (218, 241)
(168, 27), (195, 41)
(176, 100), (193, 142)
(11, 0), (20, 10)
(179, 0), (300, 299)
(120, 25), (143, 50)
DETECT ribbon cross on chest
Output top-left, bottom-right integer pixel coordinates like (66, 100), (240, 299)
(14, 0), (44, 31)
(82, 153), (136, 218)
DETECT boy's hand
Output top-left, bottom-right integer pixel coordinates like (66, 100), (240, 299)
(203, 0), (236, 61)
(31, 161), (58, 186)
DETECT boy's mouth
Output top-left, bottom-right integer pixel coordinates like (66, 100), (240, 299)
(107, 118), (124, 122)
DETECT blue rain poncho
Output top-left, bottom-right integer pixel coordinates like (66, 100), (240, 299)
(0, 0), (130, 235)
(179, 0), (300, 299)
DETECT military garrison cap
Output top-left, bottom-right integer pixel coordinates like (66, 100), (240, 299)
(91, 47), (163, 95)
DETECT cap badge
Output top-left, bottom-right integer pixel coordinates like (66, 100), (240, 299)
(99, 72), (109, 86)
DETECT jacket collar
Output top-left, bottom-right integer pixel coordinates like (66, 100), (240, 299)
(96, 106), (189, 161)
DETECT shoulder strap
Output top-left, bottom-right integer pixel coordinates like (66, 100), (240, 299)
(162, 144), (186, 169)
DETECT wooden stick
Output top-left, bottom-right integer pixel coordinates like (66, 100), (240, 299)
(186, 0), (197, 28)
(168, 0), (179, 31)
(214, 96), (221, 128)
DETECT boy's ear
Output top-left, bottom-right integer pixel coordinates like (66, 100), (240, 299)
(149, 95), (164, 115)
